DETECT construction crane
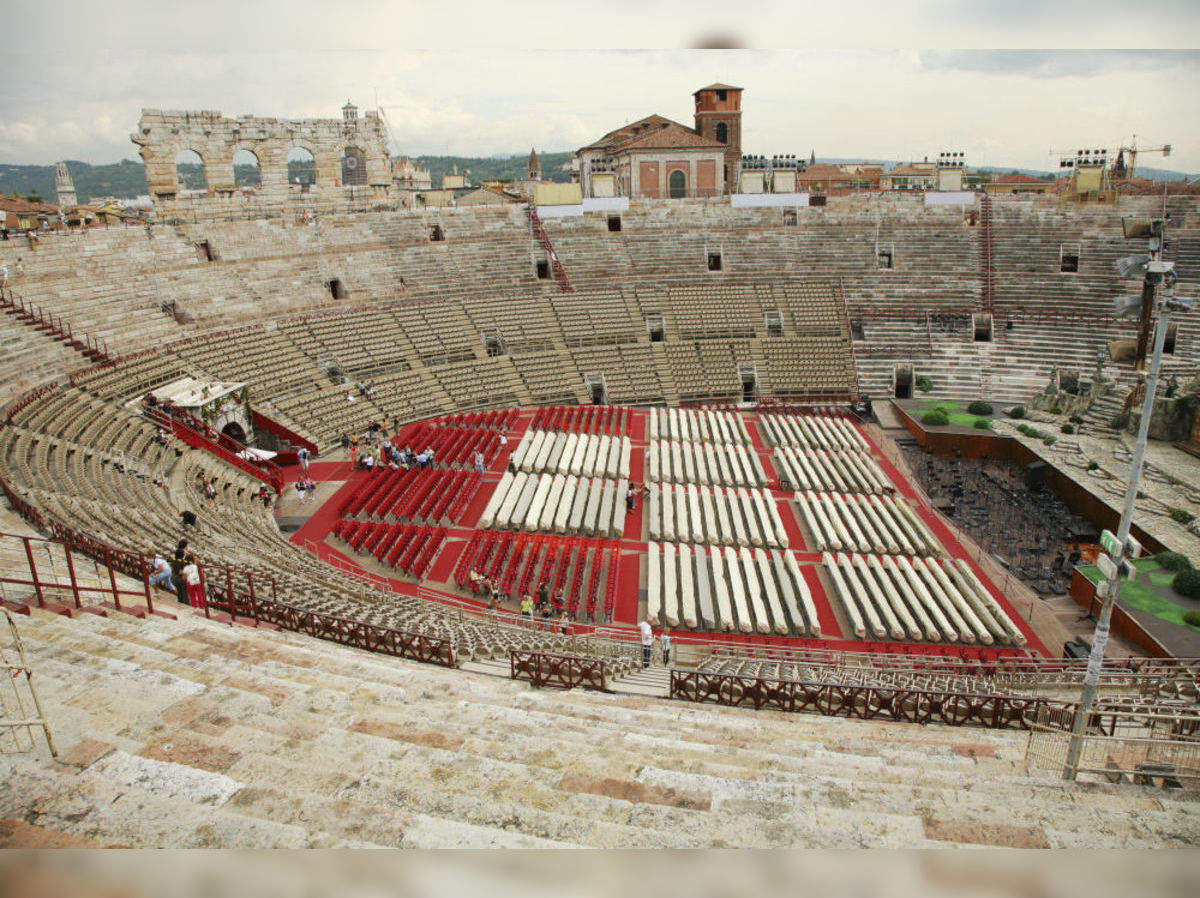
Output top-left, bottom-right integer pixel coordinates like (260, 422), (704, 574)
(1114, 135), (1171, 181)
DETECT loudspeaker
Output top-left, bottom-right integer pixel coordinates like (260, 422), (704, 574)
(1025, 461), (1048, 491)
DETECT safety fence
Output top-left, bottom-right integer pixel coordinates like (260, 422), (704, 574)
(510, 649), (607, 691)
(1025, 703), (1200, 787)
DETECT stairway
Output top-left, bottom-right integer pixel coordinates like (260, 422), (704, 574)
(527, 207), (574, 294)
(0, 286), (112, 365)
(2, 607), (1197, 847)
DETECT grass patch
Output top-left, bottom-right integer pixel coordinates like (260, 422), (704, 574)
(1077, 556), (1200, 630)
(914, 399), (994, 429)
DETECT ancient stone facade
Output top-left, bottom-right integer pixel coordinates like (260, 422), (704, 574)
(54, 162), (77, 207)
(131, 103), (393, 217)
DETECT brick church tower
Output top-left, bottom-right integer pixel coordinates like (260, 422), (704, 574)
(693, 83), (743, 194)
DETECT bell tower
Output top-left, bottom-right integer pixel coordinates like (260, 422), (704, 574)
(693, 83), (743, 194)
(54, 162), (77, 207)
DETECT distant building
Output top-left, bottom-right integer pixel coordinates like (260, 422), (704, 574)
(0, 196), (63, 231)
(575, 83), (742, 199)
(393, 156), (432, 190)
(442, 166), (468, 189)
(527, 148), (541, 181)
(984, 172), (1054, 195)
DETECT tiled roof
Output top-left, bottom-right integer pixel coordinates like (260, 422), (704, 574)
(581, 115), (724, 153)
(694, 83), (742, 93)
(991, 172), (1052, 184)
(0, 196), (60, 214)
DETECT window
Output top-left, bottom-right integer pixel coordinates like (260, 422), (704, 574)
(783, 210), (797, 226)
(706, 252), (722, 272)
(669, 169), (687, 198)
(325, 278), (346, 299)
(607, 216), (622, 233)
(1060, 247), (1079, 272)
(810, 195), (827, 207)
(232, 148), (261, 187)
(716, 89), (727, 101)
(973, 314), (993, 342)
(877, 250), (893, 270)
(341, 147), (367, 186)
(1165, 323), (1178, 355)
(764, 310), (783, 338)
(535, 260), (550, 279)
(716, 122), (728, 144)
(646, 314), (665, 342)
(430, 225), (445, 242)
(286, 146), (316, 187)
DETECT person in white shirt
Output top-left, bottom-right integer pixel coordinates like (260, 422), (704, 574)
(660, 632), (671, 666)
(638, 619), (654, 668)
(148, 552), (174, 592)
(182, 555), (204, 609)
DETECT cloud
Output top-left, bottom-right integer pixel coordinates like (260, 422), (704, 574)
(919, 50), (1200, 78)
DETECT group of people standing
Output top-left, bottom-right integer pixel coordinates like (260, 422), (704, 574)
(148, 539), (205, 609)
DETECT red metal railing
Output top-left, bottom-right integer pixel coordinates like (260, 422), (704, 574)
(510, 649), (606, 690)
(145, 403), (283, 493)
(0, 284), (111, 363)
(527, 205), (574, 293)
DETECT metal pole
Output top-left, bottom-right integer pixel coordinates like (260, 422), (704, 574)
(1062, 299), (1170, 779)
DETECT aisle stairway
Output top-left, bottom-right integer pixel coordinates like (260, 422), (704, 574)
(2, 607), (1197, 847)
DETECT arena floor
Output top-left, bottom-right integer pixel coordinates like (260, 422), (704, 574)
(278, 406), (1048, 659)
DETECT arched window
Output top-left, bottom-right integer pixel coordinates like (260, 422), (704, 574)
(286, 146), (316, 186)
(341, 147), (367, 186)
(715, 122), (728, 144)
(174, 149), (206, 192)
(232, 148), (261, 187)
(668, 169), (687, 199)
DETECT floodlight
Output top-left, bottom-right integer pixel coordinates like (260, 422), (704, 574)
(1114, 253), (1150, 278)
(1165, 295), (1194, 313)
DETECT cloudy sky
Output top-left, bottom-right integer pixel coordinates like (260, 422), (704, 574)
(3, 2), (1198, 172)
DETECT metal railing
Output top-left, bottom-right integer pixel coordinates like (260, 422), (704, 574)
(1026, 704), (1200, 787)
(0, 608), (56, 756)
(510, 649), (607, 690)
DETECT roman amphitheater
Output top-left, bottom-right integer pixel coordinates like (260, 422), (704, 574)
(1, 121), (1199, 847)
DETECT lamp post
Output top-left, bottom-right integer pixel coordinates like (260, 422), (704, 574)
(1062, 233), (1186, 779)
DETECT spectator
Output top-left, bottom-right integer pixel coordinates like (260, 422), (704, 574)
(14, 257), (23, 277)
(638, 620), (654, 668)
(204, 478), (217, 503)
(340, 433), (351, 458)
(257, 483), (272, 507)
(171, 539), (189, 605)
(148, 551), (174, 592)
(559, 612), (570, 635)
(297, 446), (310, 474)
(473, 450), (485, 474)
(180, 509), (197, 529)
(519, 594), (533, 617)
(391, 416), (400, 435)
(660, 631), (671, 666)
(625, 486), (636, 511)
(182, 554), (205, 609)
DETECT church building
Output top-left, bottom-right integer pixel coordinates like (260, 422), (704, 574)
(576, 84), (743, 199)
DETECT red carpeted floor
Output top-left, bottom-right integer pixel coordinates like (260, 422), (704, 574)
(614, 546), (641, 622)
(282, 407), (1045, 659)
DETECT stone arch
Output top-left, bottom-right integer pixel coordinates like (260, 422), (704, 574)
(668, 168), (687, 199)
(174, 149), (207, 192)
(340, 146), (367, 186)
(286, 145), (317, 186)
(232, 147), (262, 188)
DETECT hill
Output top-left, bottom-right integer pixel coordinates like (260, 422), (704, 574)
(414, 152), (574, 186)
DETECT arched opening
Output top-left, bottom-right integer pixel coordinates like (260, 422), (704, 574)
(668, 169), (687, 198)
(220, 420), (247, 447)
(286, 146), (316, 187)
(715, 122), (728, 144)
(232, 148), (261, 187)
(174, 149), (206, 192)
(341, 146), (367, 186)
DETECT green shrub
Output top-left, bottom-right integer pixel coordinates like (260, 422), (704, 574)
(1157, 551), (1193, 572)
(915, 375), (933, 393)
(921, 409), (949, 426)
(1049, 406), (1063, 415)
(1061, 424), (1075, 434)
(1069, 414), (1084, 425)
(1172, 569), (1200, 600)
(1110, 414), (1125, 429)
(1183, 610), (1200, 629)
(1086, 461), (1099, 471)
(1137, 490), (1147, 499)
(967, 400), (993, 415)
(1169, 508), (1196, 526)
(1044, 435), (1056, 446)
(973, 419), (991, 430)
(1009, 406), (1026, 419)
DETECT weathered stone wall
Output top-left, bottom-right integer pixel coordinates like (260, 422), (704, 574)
(132, 107), (394, 218)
